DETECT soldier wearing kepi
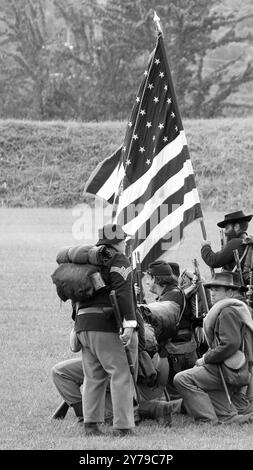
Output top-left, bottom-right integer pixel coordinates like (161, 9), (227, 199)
(74, 223), (138, 437)
(201, 210), (253, 282)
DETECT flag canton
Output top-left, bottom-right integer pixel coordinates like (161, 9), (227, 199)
(122, 36), (181, 186)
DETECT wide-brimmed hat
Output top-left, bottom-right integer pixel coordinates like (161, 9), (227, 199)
(146, 261), (173, 277)
(204, 271), (247, 292)
(217, 210), (253, 228)
(96, 223), (129, 246)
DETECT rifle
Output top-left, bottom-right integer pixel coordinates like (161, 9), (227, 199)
(192, 259), (208, 353)
(193, 259), (209, 315)
(109, 290), (141, 404)
(246, 266), (253, 309)
(134, 251), (144, 303)
(220, 229), (225, 249)
(233, 249), (247, 299)
(52, 401), (69, 420)
(193, 259), (232, 406)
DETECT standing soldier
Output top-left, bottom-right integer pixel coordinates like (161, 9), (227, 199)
(201, 210), (253, 282)
(75, 223), (138, 436)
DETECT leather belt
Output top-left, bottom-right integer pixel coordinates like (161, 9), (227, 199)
(77, 307), (104, 315)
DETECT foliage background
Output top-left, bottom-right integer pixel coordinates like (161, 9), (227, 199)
(0, 0), (253, 121)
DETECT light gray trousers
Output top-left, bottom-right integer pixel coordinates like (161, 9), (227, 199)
(77, 330), (138, 429)
(173, 363), (239, 423)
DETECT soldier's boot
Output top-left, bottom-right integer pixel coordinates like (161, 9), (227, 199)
(84, 423), (103, 436)
(71, 401), (83, 423)
(52, 401), (69, 420)
(139, 400), (172, 427)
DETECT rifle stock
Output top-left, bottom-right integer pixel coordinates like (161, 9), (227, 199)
(193, 259), (209, 315)
(246, 267), (253, 309)
(109, 290), (141, 404)
(134, 251), (144, 303)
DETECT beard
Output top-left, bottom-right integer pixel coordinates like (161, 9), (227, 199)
(225, 228), (237, 241)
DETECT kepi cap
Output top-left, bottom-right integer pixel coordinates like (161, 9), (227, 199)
(96, 223), (130, 246)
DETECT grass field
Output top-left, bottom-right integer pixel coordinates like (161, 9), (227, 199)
(1, 207), (253, 451)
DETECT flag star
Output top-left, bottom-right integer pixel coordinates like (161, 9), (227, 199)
(139, 147), (145, 153)
(140, 109), (146, 115)
(122, 146), (126, 152)
(146, 122), (152, 128)
(164, 85), (168, 91)
(125, 159), (131, 165)
(128, 121), (132, 127)
(146, 159), (151, 165)
(133, 134), (138, 140)
(167, 98), (172, 104)
(153, 97), (159, 103)
(148, 83), (154, 90)
(171, 112), (175, 118)
(155, 58), (160, 65)
(153, 147), (156, 153)
(163, 137), (168, 142)
(152, 136), (156, 141)
(158, 123), (164, 129)
(136, 96), (140, 103)
(175, 126), (178, 131)
(159, 72), (165, 78)
(144, 70), (148, 76)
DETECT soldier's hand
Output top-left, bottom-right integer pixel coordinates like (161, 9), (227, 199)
(195, 356), (205, 367)
(201, 239), (211, 247)
(134, 283), (140, 296)
(120, 327), (134, 347)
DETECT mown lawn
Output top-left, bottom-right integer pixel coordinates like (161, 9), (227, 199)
(1, 207), (253, 451)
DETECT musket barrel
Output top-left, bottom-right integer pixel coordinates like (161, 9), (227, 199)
(233, 249), (245, 288)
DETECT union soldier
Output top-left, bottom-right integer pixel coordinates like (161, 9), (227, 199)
(201, 210), (253, 281)
(140, 260), (198, 397)
(74, 223), (138, 436)
(173, 271), (253, 424)
(51, 351), (183, 427)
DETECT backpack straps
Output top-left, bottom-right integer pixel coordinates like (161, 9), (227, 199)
(232, 245), (249, 273)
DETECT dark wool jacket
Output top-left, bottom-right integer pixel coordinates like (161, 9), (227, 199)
(75, 249), (136, 333)
(157, 285), (193, 342)
(201, 235), (247, 271)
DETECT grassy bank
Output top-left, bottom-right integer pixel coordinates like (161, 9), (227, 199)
(0, 118), (252, 209)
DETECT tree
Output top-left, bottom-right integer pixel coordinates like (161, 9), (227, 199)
(0, 0), (252, 120)
(0, 0), (53, 119)
(53, 0), (253, 119)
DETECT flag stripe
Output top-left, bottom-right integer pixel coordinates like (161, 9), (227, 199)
(131, 189), (201, 264)
(116, 131), (187, 214)
(121, 165), (196, 234)
(84, 147), (122, 203)
(138, 204), (202, 268)
(125, 177), (200, 252)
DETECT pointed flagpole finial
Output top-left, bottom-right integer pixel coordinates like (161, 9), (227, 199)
(153, 10), (163, 35)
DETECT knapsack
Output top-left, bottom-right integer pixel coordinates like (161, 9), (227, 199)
(179, 269), (211, 323)
(241, 237), (253, 285)
(51, 244), (115, 302)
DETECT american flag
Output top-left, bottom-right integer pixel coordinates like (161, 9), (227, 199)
(84, 33), (202, 270)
